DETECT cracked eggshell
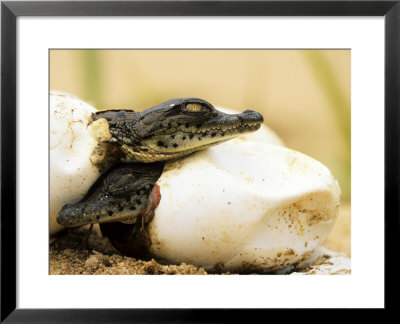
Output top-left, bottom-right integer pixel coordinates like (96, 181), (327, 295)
(148, 140), (340, 272)
(49, 93), (284, 236)
(50, 91), (102, 235)
(49, 92), (341, 273)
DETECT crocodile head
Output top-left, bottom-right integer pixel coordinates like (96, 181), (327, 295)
(92, 98), (264, 162)
(56, 162), (164, 227)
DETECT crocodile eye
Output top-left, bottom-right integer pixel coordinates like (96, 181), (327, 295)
(185, 103), (202, 112)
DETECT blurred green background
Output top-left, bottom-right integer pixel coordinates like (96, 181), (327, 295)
(50, 49), (350, 203)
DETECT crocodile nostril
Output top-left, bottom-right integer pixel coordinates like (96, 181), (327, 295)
(56, 212), (66, 225)
(239, 110), (264, 123)
(255, 112), (264, 122)
(247, 111), (263, 122)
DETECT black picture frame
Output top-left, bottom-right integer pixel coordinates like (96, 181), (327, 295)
(1, 0), (398, 321)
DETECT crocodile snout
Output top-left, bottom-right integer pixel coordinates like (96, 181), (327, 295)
(241, 110), (264, 123)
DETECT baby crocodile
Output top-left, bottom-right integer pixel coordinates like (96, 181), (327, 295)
(92, 97), (263, 163)
(57, 98), (263, 229)
(57, 162), (164, 227)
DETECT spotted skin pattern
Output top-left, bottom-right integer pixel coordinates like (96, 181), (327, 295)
(92, 98), (263, 163)
(57, 162), (164, 227)
(57, 98), (263, 243)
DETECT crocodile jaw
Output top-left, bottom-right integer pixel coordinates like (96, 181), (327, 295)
(124, 123), (261, 162)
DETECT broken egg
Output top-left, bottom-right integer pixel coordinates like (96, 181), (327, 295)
(49, 91), (340, 272)
(50, 91), (102, 235)
(149, 140), (340, 272)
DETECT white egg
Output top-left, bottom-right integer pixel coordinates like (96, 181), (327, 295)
(49, 92), (340, 272)
(50, 91), (102, 235)
(149, 140), (340, 272)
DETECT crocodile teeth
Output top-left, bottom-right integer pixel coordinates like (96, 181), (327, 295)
(50, 93), (340, 273)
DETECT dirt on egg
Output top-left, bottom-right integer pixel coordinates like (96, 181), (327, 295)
(50, 204), (350, 275)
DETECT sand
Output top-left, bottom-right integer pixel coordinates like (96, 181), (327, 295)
(50, 227), (209, 275)
(50, 204), (351, 275)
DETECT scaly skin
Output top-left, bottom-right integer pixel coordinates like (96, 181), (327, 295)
(57, 98), (263, 228)
(92, 98), (263, 162)
(57, 162), (164, 227)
